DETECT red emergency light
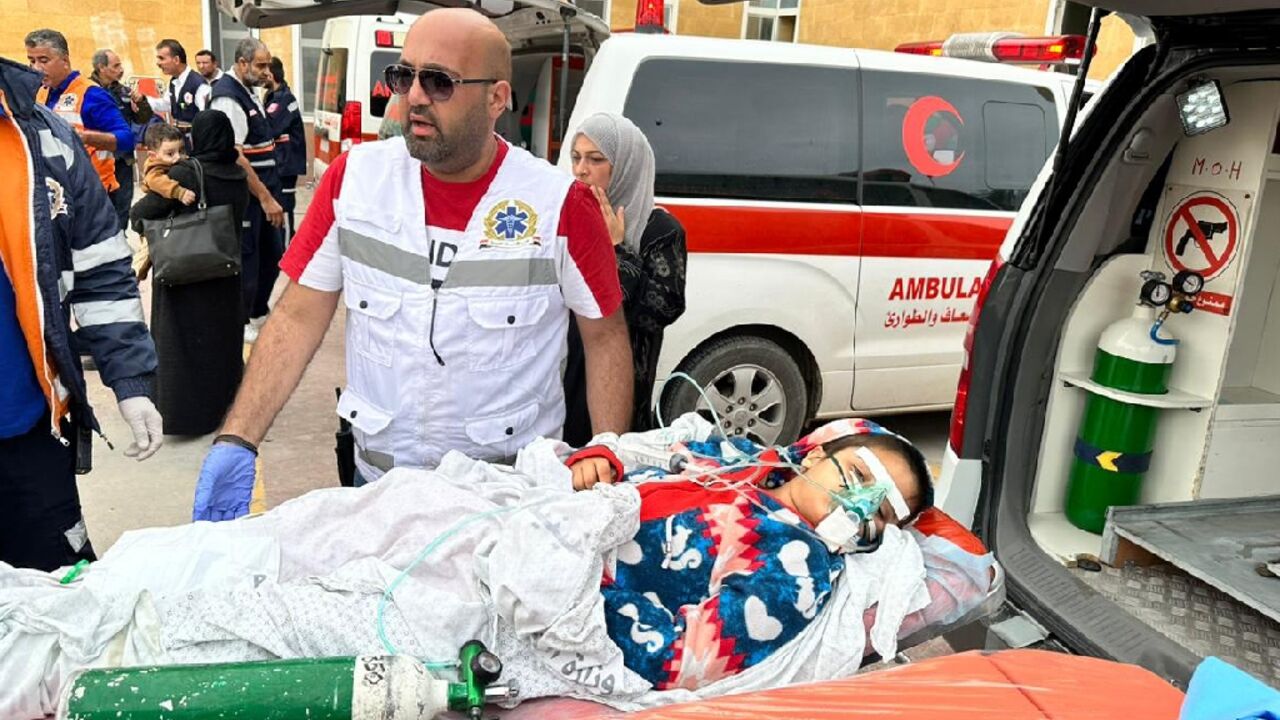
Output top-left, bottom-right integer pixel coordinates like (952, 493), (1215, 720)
(374, 29), (395, 48)
(895, 41), (945, 57)
(896, 34), (1092, 64)
(635, 0), (665, 33)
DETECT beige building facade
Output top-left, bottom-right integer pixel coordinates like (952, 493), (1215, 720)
(2, 0), (313, 111)
(3, 0), (1137, 116)
(609, 0), (1140, 80)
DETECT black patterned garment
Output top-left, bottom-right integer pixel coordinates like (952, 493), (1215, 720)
(564, 208), (688, 445)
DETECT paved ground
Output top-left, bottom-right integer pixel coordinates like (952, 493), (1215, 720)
(77, 181), (952, 554)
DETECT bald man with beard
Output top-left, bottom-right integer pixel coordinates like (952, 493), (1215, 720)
(192, 9), (635, 521)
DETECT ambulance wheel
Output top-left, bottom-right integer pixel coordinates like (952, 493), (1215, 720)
(661, 335), (808, 446)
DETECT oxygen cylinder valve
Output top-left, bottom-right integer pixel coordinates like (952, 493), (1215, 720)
(452, 640), (511, 720)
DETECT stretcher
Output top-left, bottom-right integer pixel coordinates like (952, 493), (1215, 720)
(566, 649), (1186, 719)
(51, 506), (1003, 720)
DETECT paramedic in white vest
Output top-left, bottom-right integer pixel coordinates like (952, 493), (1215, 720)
(142, 39), (210, 132)
(208, 38), (287, 325)
(191, 8), (634, 521)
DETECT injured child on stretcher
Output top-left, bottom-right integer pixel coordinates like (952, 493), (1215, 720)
(0, 416), (997, 719)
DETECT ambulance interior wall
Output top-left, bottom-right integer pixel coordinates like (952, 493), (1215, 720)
(1026, 78), (1280, 561)
(1222, 179), (1280, 397)
(1202, 176), (1280, 499)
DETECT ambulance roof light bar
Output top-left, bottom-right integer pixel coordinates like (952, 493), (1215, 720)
(635, 0), (666, 34)
(896, 33), (1093, 65)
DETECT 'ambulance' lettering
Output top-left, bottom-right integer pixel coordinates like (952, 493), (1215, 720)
(888, 276), (982, 301)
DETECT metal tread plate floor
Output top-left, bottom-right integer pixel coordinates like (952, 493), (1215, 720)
(1103, 497), (1280, 624)
(1070, 561), (1280, 686)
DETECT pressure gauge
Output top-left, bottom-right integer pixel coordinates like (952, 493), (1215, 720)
(1173, 270), (1205, 296)
(1141, 279), (1173, 307)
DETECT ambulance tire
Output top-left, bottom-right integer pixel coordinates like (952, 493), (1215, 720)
(661, 335), (808, 446)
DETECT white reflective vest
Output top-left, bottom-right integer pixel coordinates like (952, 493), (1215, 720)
(334, 138), (576, 481)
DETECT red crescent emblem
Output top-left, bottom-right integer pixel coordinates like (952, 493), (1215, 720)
(902, 96), (965, 178)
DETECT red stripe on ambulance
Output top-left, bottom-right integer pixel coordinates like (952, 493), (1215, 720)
(662, 203), (1010, 260)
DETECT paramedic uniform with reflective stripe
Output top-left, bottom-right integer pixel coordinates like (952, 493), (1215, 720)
(0, 58), (157, 570)
(280, 137), (622, 482)
(266, 82), (305, 241)
(258, 81), (305, 319)
(210, 72), (281, 319)
(37, 71), (134, 195)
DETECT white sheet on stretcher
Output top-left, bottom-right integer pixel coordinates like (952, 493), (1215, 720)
(0, 419), (930, 719)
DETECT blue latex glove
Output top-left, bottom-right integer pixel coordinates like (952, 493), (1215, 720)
(193, 443), (257, 522)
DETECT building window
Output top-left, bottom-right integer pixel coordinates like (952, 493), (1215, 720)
(743, 0), (799, 43)
(216, 8), (254, 76)
(576, 0), (611, 22)
(299, 21), (326, 118)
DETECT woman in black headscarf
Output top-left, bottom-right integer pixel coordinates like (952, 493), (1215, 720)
(131, 111), (250, 436)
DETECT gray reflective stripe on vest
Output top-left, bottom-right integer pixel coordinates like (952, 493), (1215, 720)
(358, 446), (395, 473)
(339, 228), (557, 288)
(249, 159), (277, 167)
(339, 227), (432, 285)
(442, 259), (557, 289)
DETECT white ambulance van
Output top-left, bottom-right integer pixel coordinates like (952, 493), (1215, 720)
(219, 0), (1089, 444)
(936, 0), (1280, 689)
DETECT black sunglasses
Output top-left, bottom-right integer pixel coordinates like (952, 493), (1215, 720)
(384, 63), (497, 102)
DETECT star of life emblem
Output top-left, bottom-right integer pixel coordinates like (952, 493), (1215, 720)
(481, 199), (541, 249)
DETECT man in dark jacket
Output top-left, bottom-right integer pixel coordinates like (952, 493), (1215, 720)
(91, 48), (154, 236)
(264, 57), (306, 244)
(0, 57), (163, 572)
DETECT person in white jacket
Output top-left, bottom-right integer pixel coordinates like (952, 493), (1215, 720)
(192, 8), (635, 520)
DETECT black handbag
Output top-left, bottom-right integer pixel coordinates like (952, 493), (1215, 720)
(143, 158), (241, 286)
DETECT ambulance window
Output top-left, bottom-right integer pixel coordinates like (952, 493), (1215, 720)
(983, 102), (1050, 207)
(369, 50), (399, 118)
(623, 59), (860, 203)
(316, 48), (348, 114)
(860, 71), (1057, 212)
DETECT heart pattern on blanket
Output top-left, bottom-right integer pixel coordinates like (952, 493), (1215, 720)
(744, 595), (783, 641)
(617, 540), (643, 566)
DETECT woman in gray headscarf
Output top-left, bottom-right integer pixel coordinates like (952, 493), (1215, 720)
(562, 112), (688, 445)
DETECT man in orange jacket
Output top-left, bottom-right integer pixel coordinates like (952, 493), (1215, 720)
(0, 56), (161, 571)
(25, 29), (134, 197)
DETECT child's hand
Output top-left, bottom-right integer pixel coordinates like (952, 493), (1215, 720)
(180, 189), (197, 205)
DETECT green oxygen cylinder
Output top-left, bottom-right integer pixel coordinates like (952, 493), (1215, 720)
(57, 644), (513, 720)
(1065, 305), (1177, 534)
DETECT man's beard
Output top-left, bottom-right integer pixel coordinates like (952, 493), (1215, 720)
(401, 100), (491, 173)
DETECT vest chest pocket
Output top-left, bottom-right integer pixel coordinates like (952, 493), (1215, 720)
(344, 281), (403, 367)
(463, 294), (550, 371)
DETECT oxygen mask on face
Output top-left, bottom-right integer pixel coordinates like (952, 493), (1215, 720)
(811, 447), (911, 554)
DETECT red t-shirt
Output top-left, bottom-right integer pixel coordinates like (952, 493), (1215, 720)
(280, 140), (621, 318)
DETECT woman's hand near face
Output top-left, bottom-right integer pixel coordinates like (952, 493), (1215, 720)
(592, 185), (626, 247)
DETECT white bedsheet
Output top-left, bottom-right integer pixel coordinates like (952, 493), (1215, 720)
(0, 430), (928, 718)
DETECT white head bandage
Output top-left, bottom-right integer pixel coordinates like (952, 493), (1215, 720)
(855, 447), (911, 522)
